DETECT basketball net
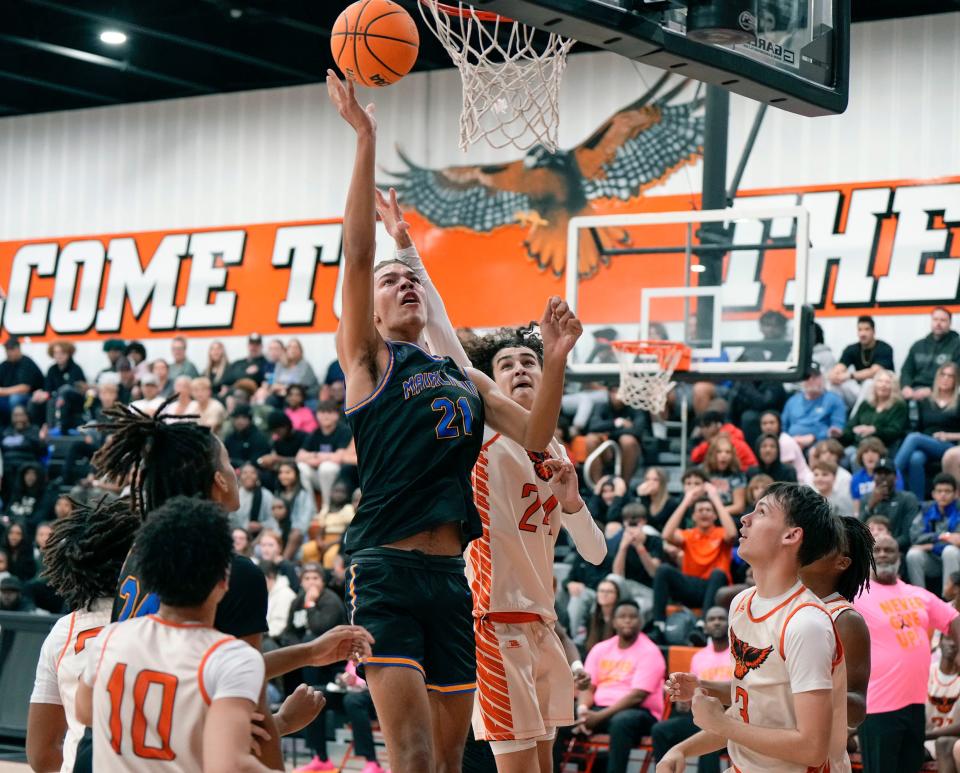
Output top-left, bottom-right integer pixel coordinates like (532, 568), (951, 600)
(418, 1), (573, 152)
(611, 341), (692, 414)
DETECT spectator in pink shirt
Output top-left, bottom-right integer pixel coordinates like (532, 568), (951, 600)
(651, 606), (731, 773)
(855, 533), (960, 773)
(284, 384), (318, 434)
(577, 600), (666, 773)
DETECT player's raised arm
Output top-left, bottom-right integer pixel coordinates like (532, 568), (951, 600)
(327, 71), (383, 378)
(469, 296), (582, 451)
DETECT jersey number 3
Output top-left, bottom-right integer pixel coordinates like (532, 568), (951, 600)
(518, 483), (558, 534)
(734, 686), (750, 724)
(433, 397), (474, 439)
(107, 663), (178, 760)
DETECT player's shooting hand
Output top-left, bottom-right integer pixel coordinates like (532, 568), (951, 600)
(543, 458), (584, 513)
(666, 672), (699, 702)
(655, 749), (687, 773)
(539, 296), (583, 360)
(691, 688), (725, 733)
(276, 684), (326, 736)
(249, 712), (270, 756)
(375, 187), (412, 246)
(326, 70), (376, 134)
(308, 624), (375, 666)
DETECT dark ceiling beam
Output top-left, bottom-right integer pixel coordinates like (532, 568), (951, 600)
(22, 0), (318, 80)
(0, 69), (119, 103)
(0, 34), (215, 93)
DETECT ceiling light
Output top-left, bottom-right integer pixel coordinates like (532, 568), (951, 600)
(690, 264), (706, 273)
(99, 30), (127, 45)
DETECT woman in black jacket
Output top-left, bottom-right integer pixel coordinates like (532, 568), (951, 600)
(746, 433), (798, 483)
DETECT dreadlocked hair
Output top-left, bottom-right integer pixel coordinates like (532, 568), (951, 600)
(463, 323), (544, 379)
(91, 395), (221, 518)
(836, 514), (876, 603)
(41, 495), (140, 611)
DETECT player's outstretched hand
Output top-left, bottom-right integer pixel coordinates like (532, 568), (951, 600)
(655, 749), (686, 773)
(276, 684), (326, 736)
(542, 458), (584, 514)
(539, 296), (583, 360)
(309, 624), (375, 666)
(375, 187), (412, 245)
(326, 70), (376, 135)
(666, 671), (699, 702)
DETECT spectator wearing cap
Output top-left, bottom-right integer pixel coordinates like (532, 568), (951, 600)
(861, 456), (921, 557)
(690, 411), (758, 471)
(296, 401), (354, 506)
(31, 341), (86, 425)
(130, 373), (165, 417)
(167, 336), (198, 381)
(0, 337), (43, 427)
(98, 339), (128, 375)
(224, 333), (269, 388)
(781, 365), (847, 449)
(224, 405), (271, 469)
(906, 472), (960, 593)
(0, 575), (35, 612)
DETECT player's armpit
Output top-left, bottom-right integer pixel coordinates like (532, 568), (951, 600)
(26, 703), (67, 772)
(204, 697), (279, 773)
(720, 689), (833, 768)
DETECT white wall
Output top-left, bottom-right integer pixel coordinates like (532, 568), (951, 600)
(0, 12), (957, 378)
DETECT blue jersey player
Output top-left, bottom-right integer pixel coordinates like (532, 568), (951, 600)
(327, 71), (583, 773)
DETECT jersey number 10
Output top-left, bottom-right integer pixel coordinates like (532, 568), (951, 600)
(433, 397), (474, 439)
(107, 663), (178, 760)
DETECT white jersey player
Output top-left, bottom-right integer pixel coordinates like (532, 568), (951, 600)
(27, 497), (141, 773)
(75, 496), (288, 773)
(659, 483), (848, 773)
(925, 637), (960, 761)
(371, 193), (606, 772)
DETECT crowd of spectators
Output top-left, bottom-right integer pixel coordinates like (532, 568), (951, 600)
(3, 307), (960, 771)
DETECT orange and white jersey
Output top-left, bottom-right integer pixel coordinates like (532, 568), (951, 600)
(466, 431), (606, 622)
(727, 583), (849, 773)
(30, 598), (112, 773)
(927, 663), (960, 732)
(82, 615), (263, 772)
(822, 591), (855, 623)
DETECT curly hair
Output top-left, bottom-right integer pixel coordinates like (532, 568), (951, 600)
(463, 324), (543, 379)
(136, 496), (233, 607)
(91, 396), (221, 519)
(835, 514), (876, 603)
(41, 496), (140, 611)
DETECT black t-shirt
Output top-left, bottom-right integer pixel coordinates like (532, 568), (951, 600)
(112, 552), (268, 639)
(839, 340), (895, 372)
(44, 360), (86, 393)
(0, 356), (43, 391)
(608, 529), (664, 586)
(272, 430), (307, 458)
(303, 422), (353, 454)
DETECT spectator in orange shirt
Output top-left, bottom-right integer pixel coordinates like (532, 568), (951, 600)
(650, 483), (738, 641)
(690, 411), (758, 471)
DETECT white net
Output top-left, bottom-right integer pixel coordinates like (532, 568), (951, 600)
(418, 1), (573, 152)
(613, 344), (686, 414)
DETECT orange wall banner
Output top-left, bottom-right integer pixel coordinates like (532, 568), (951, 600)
(0, 176), (958, 343)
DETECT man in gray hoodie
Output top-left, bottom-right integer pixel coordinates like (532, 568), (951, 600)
(901, 307), (960, 401)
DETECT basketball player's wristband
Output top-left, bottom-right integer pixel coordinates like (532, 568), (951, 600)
(571, 660), (584, 673)
(395, 244), (424, 272)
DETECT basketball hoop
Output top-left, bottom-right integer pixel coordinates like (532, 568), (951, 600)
(610, 341), (692, 413)
(418, 0), (573, 152)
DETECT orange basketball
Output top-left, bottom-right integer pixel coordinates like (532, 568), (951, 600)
(331, 0), (420, 88)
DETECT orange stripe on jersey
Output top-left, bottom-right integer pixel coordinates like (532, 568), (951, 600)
(481, 434), (502, 452)
(469, 452), (495, 615)
(147, 614), (208, 629)
(56, 612), (77, 671)
(197, 636), (237, 705)
(425, 682), (477, 693)
(486, 612), (542, 624)
(746, 586), (807, 623)
(474, 618), (516, 736)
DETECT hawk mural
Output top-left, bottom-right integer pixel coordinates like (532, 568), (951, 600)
(386, 75), (704, 279)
